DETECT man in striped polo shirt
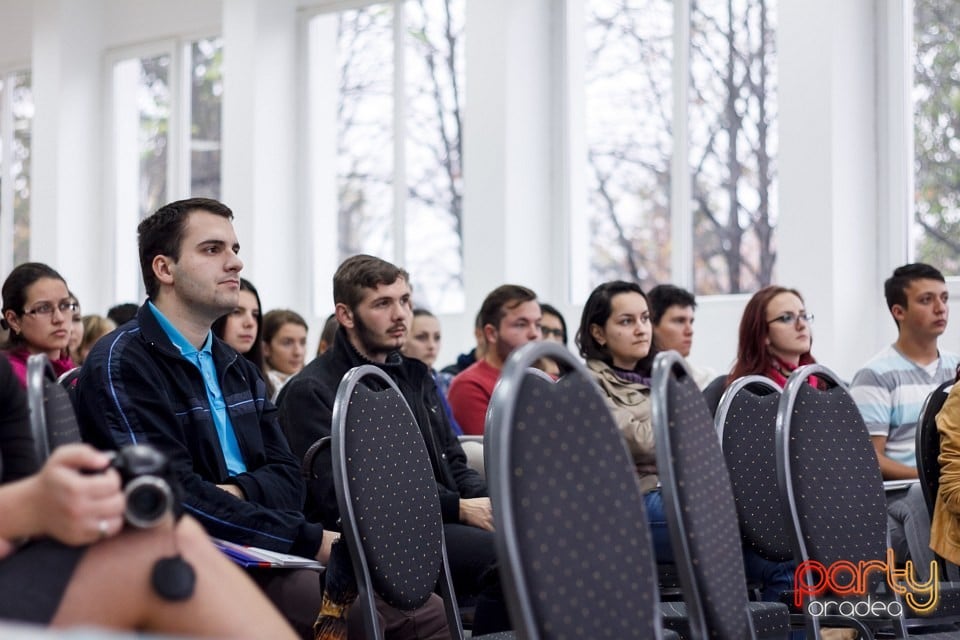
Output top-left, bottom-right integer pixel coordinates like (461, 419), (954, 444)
(850, 263), (959, 578)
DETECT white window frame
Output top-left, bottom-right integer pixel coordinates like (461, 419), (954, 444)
(104, 33), (222, 302)
(0, 64), (31, 275)
(566, 0), (777, 302)
(302, 0), (470, 314)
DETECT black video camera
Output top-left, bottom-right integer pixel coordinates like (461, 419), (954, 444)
(107, 444), (182, 529)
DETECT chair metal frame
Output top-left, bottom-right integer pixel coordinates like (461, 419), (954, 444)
(487, 340), (673, 640)
(330, 365), (464, 640)
(715, 375), (782, 444)
(775, 364), (899, 639)
(651, 350), (768, 640)
(26, 353), (58, 465)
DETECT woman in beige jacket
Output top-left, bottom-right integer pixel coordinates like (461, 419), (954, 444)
(576, 281), (666, 557)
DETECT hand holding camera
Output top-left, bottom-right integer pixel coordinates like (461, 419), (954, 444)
(102, 444), (182, 529)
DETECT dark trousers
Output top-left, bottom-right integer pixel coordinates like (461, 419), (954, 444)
(443, 522), (512, 634)
(251, 568), (450, 640)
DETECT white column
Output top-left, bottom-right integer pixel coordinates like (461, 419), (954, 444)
(30, 0), (106, 310)
(462, 0), (557, 310)
(777, 0), (882, 379)
(221, 0), (301, 312)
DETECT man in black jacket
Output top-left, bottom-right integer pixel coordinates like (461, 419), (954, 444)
(77, 199), (447, 640)
(278, 254), (511, 635)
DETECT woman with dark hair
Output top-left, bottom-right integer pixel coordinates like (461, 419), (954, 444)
(576, 281), (664, 554)
(262, 309), (308, 401)
(577, 281), (794, 602)
(728, 285), (818, 388)
(1, 263), (77, 387)
(212, 278), (273, 398)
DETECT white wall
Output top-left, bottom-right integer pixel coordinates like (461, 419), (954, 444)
(0, 0), (943, 379)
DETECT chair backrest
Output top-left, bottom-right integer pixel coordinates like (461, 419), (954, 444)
(916, 380), (953, 516)
(776, 364), (891, 632)
(701, 374), (728, 418)
(26, 353), (82, 468)
(715, 375), (793, 562)
(331, 365), (463, 640)
(487, 341), (667, 640)
(651, 351), (757, 640)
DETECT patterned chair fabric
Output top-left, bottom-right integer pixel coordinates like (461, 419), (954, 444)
(715, 376), (793, 562)
(331, 366), (463, 639)
(776, 365), (960, 639)
(652, 351), (789, 640)
(916, 381), (953, 516)
(487, 341), (678, 640)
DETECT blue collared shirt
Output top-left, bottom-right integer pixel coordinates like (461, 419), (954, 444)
(148, 302), (247, 475)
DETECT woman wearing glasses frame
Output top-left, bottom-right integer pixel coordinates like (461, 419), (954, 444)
(728, 285), (822, 389)
(0, 262), (78, 387)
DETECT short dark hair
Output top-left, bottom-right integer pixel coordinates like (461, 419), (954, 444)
(478, 285), (538, 332)
(1, 262), (68, 348)
(138, 198), (234, 299)
(647, 284), (696, 325)
(333, 255), (409, 310)
(538, 302), (567, 345)
(884, 263), (946, 328)
(576, 280), (647, 365)
(106, 302), (139, 326)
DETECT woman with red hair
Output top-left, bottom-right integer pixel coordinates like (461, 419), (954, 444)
(729, 285), (819, 388)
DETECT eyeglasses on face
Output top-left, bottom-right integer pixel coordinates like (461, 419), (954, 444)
(541, 327), (565, 339)
(767, 312), (814, 326)
(23, 301), (80, 318)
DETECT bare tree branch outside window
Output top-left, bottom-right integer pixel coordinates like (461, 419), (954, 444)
(334, 0), (465, 312)
(914, 0), (960, 274)
(9, 71), (32, 265)
(585, 0), (778, 295)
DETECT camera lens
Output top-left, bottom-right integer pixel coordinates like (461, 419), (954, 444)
(124, 476), (173, 528)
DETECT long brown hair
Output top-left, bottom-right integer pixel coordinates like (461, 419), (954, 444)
(728, 285), (816, 383)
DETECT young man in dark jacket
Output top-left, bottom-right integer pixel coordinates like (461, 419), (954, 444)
(277, 254), (511, 635)
(77, 199), (447, 640)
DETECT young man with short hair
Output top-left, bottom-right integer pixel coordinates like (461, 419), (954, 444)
(77, 200), (446, 640)
(647, 284), (716, 389)
(850, 262), (960, 579)
(447, 285), (542, 435)
(277, 254), (510, 636)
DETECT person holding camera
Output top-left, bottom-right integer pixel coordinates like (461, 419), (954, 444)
(76, 198), (448, 640)
(0, 352), (296, 638)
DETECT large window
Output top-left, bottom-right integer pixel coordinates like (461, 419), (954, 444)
(109, 37), (223, 300)
(582, 0), (778, 295)
(0, 69), (32, 272)
(913, 0), (960, 275)
(307, 0), (466, 313)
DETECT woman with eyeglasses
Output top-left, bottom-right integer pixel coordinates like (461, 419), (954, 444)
(728, 284), (819, 388)
(1, 263), (77, 387)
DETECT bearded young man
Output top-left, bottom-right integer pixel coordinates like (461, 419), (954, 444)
(277, 254), (511, 636)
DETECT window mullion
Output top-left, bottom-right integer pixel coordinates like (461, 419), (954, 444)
(0, 73), (14, 273)
(393, 0), (407, 267)
(671, 0), (692, 289)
